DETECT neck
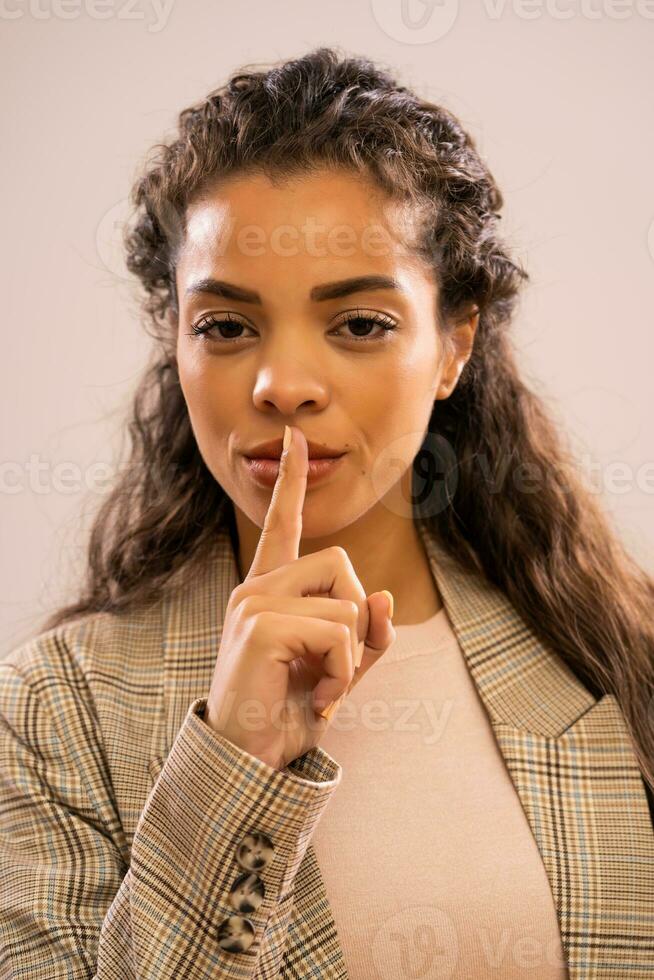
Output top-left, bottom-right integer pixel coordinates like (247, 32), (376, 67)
(231, 479), (443, 626)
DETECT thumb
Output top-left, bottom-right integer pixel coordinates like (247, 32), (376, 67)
(317, 590), (396, 719)
(362, 590), (396, 655)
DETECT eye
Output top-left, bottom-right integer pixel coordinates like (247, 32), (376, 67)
(330, 309), (398, 343)
(187, 312), (254, 342)
(186, 309), (398, 345)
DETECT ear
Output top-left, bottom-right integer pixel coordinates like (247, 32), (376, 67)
(435, 307), (479, 400)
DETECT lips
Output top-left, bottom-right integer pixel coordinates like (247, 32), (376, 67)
(243, 436), (345, 460)
(243, 454), (345, 488)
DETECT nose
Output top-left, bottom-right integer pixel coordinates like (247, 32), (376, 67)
(251, 344), (330, 416)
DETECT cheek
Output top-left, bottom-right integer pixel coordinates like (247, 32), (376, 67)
(176, 344), (205, 407)
(366, 355), (436, 428)
(363, 358), (437, 474)
(179, 354), (238, 429)
(177, 370), (231, 483)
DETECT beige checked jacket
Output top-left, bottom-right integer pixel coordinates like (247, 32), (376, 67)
(1, 518), (653, 978)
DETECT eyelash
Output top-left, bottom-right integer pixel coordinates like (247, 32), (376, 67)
(185, 309), (398, 345)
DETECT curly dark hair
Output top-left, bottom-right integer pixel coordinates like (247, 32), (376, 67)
(41, 46), (654, 805)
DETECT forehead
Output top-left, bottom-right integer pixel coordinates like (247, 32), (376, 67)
(177, 168), (426, 282)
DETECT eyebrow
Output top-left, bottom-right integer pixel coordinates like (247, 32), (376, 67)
(184, 274), (404, 304)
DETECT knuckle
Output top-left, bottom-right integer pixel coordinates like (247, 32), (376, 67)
(253, 608), (274, 628)
(238, 594), (261, 619)
(338, 624), (356, 680)
(335, 621), (351, 645)
(250, 609), (277, 640)
(229, 582), (250, 605)
(343, 599), (359, 624)
(331, 544), (356, 579)
(329, 544), (349, 563)
(227, 585), (256, 621)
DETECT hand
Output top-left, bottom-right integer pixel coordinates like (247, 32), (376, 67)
(203, 424), (396, 770)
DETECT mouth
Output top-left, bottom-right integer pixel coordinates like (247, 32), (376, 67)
(243, 436), (346, 460)
(242, 454), (345, 488)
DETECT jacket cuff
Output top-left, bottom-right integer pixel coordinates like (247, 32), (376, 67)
(143, 696), (341, 902)
(191, 696), (342, 791)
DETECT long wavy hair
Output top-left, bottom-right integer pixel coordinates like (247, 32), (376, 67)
(41, 47), (654, 805)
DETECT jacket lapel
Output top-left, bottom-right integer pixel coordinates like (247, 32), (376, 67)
(153, 516), (654, 979)
(416, 519), (597, 735)
(416, 520), (654, 978)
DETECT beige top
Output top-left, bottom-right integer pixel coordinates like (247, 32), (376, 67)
(311, 605), (570, 979)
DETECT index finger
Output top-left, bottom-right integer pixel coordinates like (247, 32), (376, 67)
(246, 424), (308, 578)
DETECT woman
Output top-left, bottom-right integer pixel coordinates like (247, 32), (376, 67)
(1, 47), (652, 979)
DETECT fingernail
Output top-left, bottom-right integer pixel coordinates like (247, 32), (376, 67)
(318, 697), (341, 721)
(381, 590), (394, 620)
(283, 425), (292, 453)
(356, 639), (365, 668)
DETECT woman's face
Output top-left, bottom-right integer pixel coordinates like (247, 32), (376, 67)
(175, 167), (474, 537)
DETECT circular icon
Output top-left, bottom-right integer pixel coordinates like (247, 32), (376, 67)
(371, 905), (459, 978)
(412, 430), (458, 519)
(370, 428), (459, 521)
(370, 0), (460, 44)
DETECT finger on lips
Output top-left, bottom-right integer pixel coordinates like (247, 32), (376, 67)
(249, 423), (392, 723)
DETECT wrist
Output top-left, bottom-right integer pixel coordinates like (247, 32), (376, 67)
(200, 704), (283, 771)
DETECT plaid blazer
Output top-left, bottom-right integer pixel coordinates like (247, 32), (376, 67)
(1, 518), (652, 979)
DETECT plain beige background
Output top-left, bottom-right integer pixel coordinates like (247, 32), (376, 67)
(1, 0), (653, 656)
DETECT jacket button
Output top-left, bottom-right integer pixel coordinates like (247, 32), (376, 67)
(228, 871), (266, 914)
(217, 915), (255, 953)
(236, 831), (275, 872)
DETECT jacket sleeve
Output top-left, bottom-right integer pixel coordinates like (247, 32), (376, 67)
(0, 640), (342, 979)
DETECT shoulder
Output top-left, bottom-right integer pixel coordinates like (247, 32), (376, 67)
(0, 601), (165, 717)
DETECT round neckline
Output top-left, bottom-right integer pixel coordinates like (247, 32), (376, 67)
(393, 605), (447, 630)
